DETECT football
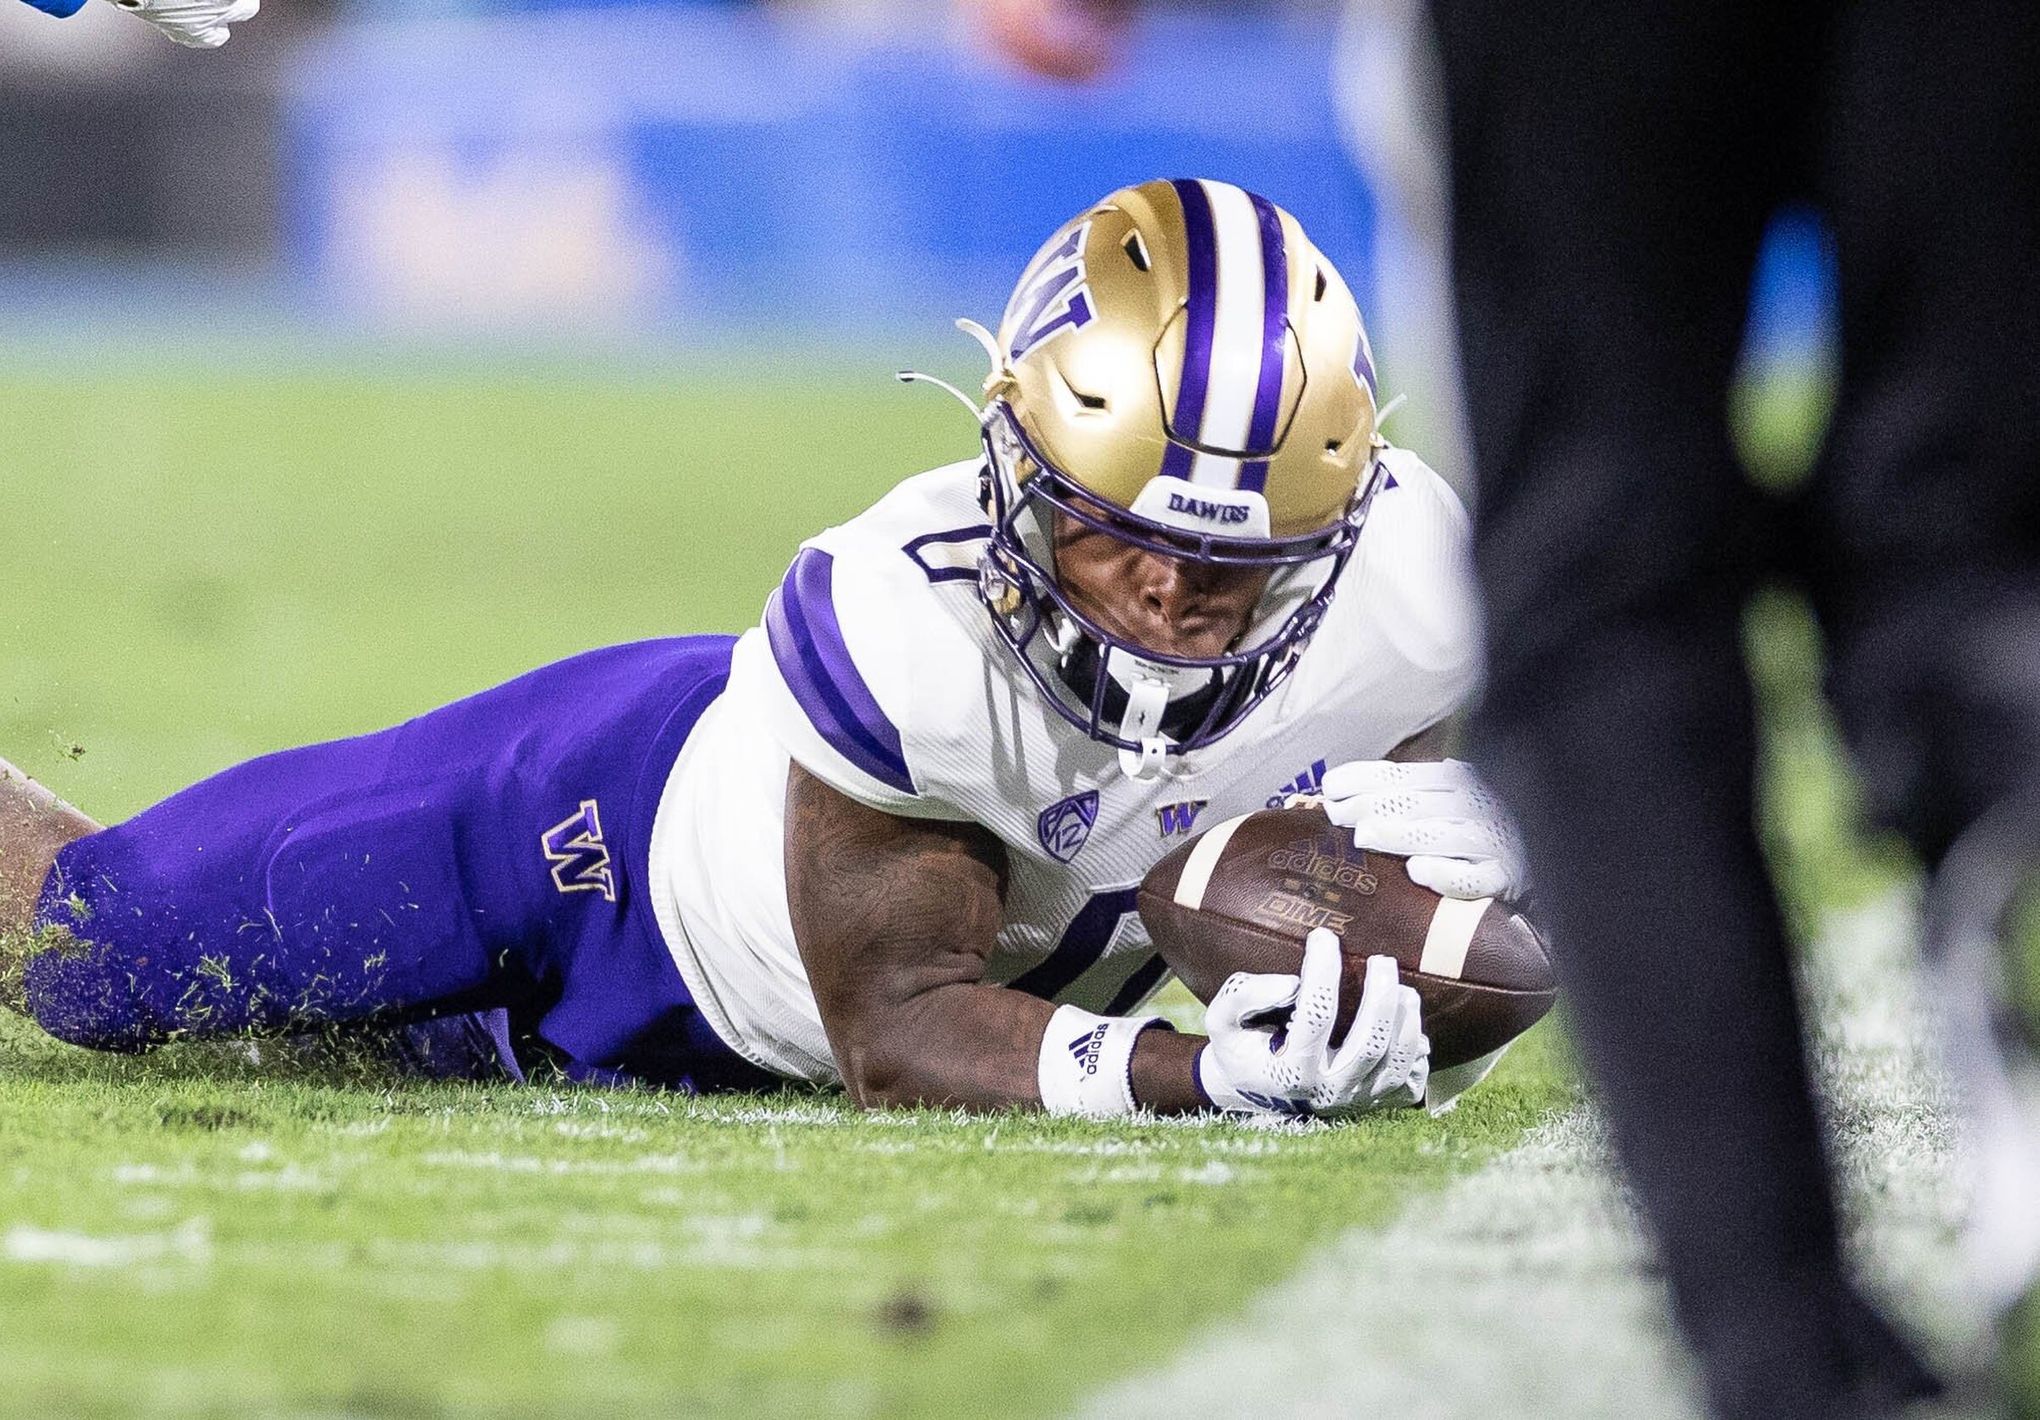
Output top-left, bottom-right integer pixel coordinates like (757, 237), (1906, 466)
(1139, 805), (1557, 1070)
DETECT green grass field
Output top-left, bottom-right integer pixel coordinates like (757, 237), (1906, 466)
(0, 361), (1880, 1418)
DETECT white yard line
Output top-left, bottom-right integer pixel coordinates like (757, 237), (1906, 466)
(4, 1217), (212, 1268)
(1078, 892), (1987, 1420)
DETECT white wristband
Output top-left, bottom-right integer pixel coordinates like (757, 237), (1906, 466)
(1036, 1005), (1165, 1117)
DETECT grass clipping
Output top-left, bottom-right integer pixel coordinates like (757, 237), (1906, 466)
(0, 920), (84, 1018)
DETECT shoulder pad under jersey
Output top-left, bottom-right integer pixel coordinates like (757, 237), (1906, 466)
(752, 463), (992, 819)
(1353, 446), (1477, 675)
(1279, 445), (1478, 746)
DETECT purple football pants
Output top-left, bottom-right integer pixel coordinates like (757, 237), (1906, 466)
(26, 637), (779, 1095)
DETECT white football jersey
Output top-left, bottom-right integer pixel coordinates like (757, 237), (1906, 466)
(645, 448), (1478, 1083)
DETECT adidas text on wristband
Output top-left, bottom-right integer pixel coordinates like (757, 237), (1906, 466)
(1036, 1005), (1166, 1117)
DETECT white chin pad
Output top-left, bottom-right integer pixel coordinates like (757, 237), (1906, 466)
(1129, 477), (1271, 540)
(1104, 647), (1204, 698)
(1115, 666), (1173, 780)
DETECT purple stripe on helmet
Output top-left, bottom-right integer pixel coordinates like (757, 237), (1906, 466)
(1168, 178), (1218, 450)
(1237, 192), (1290, 494)
(764, 548), (915, 795)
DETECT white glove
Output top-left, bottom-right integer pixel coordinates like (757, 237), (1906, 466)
(1320, 757), (1529, 901)
(108, 0), (257, 49)
(1196, 928), (1429, 1119)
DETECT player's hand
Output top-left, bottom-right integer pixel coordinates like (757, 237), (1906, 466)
(1195, 929), (1428, 1119)
(108, 0), (256, 49)
(1319, 758), (1529, 901)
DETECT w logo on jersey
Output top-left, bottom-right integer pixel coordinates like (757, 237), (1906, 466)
(541, 799), (615, 902)
(1155, 800), (1209, 837)
(1266, 758), (1329, 808)
(1005, 221), (1094, 358)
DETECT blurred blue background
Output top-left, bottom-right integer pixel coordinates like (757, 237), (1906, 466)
(283, 4), (1375, 335)
(0, 0), (1830, 368)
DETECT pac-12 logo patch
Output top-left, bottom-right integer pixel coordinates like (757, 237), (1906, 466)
(1037, 789), (1099, 864)
(1005, 220), (1094, 359)
(542, 799), (615, 902)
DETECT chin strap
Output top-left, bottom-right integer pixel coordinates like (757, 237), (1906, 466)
(1116, 673), (1173, 781)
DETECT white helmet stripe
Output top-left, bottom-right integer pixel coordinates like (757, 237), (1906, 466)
(1187, 450), (1246, 486)
(1190, 179), (1271, 483)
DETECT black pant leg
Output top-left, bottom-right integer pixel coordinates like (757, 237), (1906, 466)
(1809, 0), (2040, 857)
(1427, 5), (1934, 1416)
(1812, 10), (2040, 1400)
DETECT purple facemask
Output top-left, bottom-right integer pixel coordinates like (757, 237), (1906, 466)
(976, 400), (1383, 778)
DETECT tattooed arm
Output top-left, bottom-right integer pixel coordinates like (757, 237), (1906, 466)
(784, 763), (1206, 1112)
(0, 757), (100, 938)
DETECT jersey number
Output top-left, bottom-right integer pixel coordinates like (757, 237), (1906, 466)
(1009, 887), (1170, 1015)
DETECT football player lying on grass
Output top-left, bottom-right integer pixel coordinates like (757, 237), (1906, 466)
(0, 180), (1527, 1122)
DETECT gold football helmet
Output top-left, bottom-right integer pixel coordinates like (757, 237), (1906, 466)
(955, 178), (1388, 776)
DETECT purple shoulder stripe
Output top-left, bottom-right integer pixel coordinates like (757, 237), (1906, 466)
(765, 548), (916, 796)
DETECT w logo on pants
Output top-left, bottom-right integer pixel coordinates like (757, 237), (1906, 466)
(542, 799), (615, 902)
(1155, 800), (1209, 837)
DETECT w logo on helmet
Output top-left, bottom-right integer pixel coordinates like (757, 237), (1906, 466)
(1005, 221), (1094, 358)
(541, 799), (615, 903)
